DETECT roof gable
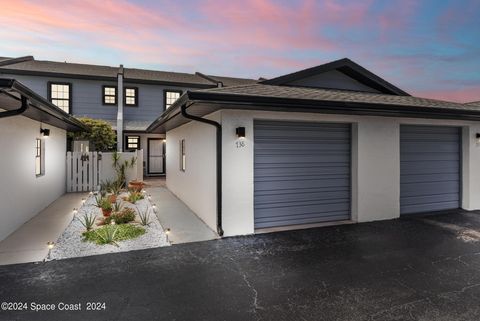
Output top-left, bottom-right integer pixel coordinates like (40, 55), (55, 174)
(260, 58), (409, 96)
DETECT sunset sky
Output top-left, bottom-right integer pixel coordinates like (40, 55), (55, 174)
(0, 0), (479, 102)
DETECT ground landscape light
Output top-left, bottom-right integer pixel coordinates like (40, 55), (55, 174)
(47, 241), (55, 249)
(73, 208), (78, 214)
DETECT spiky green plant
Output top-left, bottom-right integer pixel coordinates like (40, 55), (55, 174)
(95, 194), (103, 207)
(126, 191), (144, 204)
(137, 206), (151, 226)
(79, 213), (97, 231)
(112, 201), (123, 213)
(95, 224), (119, 246)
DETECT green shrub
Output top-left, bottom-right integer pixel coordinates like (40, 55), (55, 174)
(111, 208), (136, 224)
(82, 224), (145, 245)
(126, 191), (144, 204)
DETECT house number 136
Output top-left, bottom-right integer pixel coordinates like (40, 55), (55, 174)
(236, 141), (246, 148)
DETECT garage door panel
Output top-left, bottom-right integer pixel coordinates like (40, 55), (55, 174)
(255, 212), (349, 229)
(255, 177), (350, 191)
(400, 125), (461, 215)
(400, 173), (460, 184)
(255, 190), (350, 205)
(254, 120), (351, 228)
(400, 161), (459, 175)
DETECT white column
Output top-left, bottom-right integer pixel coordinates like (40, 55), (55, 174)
(355, 118), (400, 222)
(462, 125), (480, 210)
(116, 65), (124, 151)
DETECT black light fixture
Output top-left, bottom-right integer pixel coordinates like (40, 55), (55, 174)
(476, 133), (480, 143)
(40, 128), (50, 137)
(236, 127), (246, 138)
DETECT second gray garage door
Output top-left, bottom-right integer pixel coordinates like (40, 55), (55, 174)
(254, 120), (351, 229)
(400, 125), (461, 215)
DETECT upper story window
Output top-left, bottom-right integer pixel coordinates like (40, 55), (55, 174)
(126, 135), (140, 150)
(48, 82), (71, 113)
(125, 87), (138, 106)
(103, 86), (117, 105)
(164, 90), (182, 109)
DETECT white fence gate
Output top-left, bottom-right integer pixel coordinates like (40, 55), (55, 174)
(66, 150), (143, 193)
(66, 152), (102, 192)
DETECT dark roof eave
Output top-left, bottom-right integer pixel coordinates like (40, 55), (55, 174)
(147, 92), (480, 133)
(0, 79), (88, 132)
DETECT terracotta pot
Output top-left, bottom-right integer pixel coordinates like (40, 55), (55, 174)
(128, 181), (145, 192)
(102, 208), (112, 217)
(108, 194), (117, 203)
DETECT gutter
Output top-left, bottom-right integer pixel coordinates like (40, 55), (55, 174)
(0, 94), (28, 118)
(180, 103), (224, 237)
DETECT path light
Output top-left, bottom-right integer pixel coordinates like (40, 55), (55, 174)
(148, 194), (152, 201)
(81, 198), (86, 205)
(152, 204), (157, 212)
(110, 220), (116, 225)
(73, 208), (78, 215)
(89, 191), (93, 196)
(165, 228), (171, 242)
(46, 241), (55, 260)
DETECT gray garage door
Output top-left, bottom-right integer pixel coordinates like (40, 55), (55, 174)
(400, 125), (461, 215)
(254, 120), (351, 229)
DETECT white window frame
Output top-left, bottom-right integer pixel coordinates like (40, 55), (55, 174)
(165, 90), (182, 109)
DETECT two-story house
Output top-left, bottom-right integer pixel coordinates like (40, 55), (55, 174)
(0, 56), (257, 176)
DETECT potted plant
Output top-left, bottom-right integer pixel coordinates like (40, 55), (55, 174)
(128, 180), (145, 192)
(100, 198), (113, 217)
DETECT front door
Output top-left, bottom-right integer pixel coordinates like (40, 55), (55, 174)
(148, 138), (165, 175)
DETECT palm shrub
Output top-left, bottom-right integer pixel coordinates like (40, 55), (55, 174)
(126, 190), (144, 204)
(112, 201), (123, 213)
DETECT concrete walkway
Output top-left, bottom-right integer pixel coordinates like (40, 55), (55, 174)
(0, 193), (86, 265)
(146, 186), (218, 244)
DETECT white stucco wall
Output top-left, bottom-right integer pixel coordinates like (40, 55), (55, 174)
(165, 113), (218, 231)
(166, 108), (480, 237)
(0, 115), (67, 241)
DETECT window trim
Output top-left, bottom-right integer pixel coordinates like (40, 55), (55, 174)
(124, 87), (139, 107)
(102, 85), (118, 106)
(47, 81), (72, 114)
(164, 89), (183, 109)
(125, 135), (141, 151)
(179, 139), (186, 172)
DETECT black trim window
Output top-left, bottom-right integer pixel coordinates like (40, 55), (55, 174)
(126, 135), (140, 150)
(165, 90), (182, 109)
(103, 86), (117, 105)
(35, 138), (44, 176)
(49, 82), (71, 113)
(125, 87), (138, 106)
(179, 139), (186, 172)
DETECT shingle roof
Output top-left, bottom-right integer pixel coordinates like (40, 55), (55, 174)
(197, 84), (474, 111)
(465, 101), (480, 107)
(101, 119), (152, 131)
(207, 75), (258, 87)
(0, 56), (257, 87)
(123, 68), (214, 86)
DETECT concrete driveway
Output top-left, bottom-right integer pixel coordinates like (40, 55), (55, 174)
(1, 210), (480, 321)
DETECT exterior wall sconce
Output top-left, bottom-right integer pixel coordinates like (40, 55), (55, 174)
(476, 133), (480, 143)
(236, 127), (246, 138)
(40, 128), (50, 137)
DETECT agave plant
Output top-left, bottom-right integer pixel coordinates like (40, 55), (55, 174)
(112, 201), (123, 213)
(79, 213), (97, 231)
(136, 206), (151, 226)
(95, 224), (119, 246)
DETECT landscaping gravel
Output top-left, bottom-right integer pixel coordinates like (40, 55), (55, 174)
(49, 193), (170, 260)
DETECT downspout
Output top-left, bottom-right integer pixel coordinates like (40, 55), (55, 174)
(181, 104), (224, 236)
(0, 95), (28, 118)
(117, 65), (124, 151)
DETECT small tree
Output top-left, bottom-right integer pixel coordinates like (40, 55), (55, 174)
(68, 117), (116, 151)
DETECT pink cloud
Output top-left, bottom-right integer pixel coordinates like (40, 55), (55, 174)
(413, 87), (480, 104)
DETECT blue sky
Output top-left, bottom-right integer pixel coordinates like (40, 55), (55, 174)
(0, 0), (479, 102)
